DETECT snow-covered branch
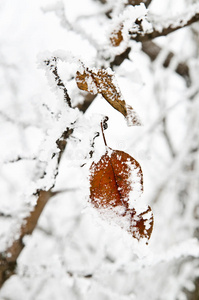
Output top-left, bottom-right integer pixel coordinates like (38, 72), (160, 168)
(132, 5), (199, 41)
(43, 57), (72, 107)
(1, 1), (199, 299)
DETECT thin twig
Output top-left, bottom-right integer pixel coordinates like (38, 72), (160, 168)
(44, 57), (72, 107)
(162, 116), (176, 157)
(3, 156), (37, 164)
(50, 188), (79, 197)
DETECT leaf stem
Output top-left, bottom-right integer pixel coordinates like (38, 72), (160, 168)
(101, 121), (107, 147)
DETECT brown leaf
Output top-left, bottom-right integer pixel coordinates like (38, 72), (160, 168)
(76, 68), (141, 126)
(89, 149), (153, 240)
(110, 25), (124, 47)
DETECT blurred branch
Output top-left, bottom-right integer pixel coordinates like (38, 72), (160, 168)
(126, 0), (152, 8)
(186, 277), (199, 300)
(0, 110), (35, 129)
(110, 47), (131, 69)
(131, 98), (187, 147)
(0, 212), (12, 218)
(96, 0), (107, 3)
(76, 93), (97, 112)
(141, 41), (191, 86)
(42, 3), (100, 50)
(152, 124), (197, 205)
(162, 116), (176, 157)
(3, 156), (37, 164)
(50, 187), (79, 197)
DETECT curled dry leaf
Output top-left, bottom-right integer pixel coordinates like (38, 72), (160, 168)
(89, 123), (153, 241)
(76, 67), (141, 126)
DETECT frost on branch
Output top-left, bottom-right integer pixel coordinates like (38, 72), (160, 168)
(89, 122), (153, 241)
(76, 67), (142, 126)
(109, 4), (151, 52)
(129, 3), (199, 41)
(38, 53), (72, 107)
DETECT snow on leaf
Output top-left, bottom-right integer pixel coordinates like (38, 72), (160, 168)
(109, 4), (149, 51)
(110, 24), (124, 47)
(89, 148), (153, 241)
(76, 67), (141, 126)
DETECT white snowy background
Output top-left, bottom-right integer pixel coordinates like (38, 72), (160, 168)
(0, 0), (199, 299)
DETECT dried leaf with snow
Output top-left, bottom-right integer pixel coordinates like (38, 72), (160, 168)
(76, 67), (141, 126)
(90, 148), (153, 240)
(108, 4), (149, 52)
(89, 123), (153, 241)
